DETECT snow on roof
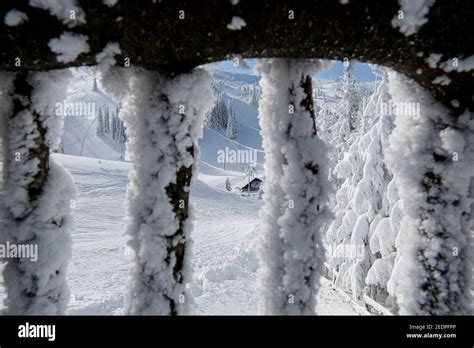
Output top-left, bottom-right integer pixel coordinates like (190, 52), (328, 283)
(234, 177), (262, 189)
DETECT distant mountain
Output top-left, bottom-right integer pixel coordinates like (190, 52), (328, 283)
(58, 67), (265, 172)
(208, 68), (260, 85)
(58, 67), (373, 176)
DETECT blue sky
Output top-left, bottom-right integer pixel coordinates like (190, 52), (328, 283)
(218, 59), (375, 82)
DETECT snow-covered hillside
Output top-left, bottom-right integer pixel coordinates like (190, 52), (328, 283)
(58, 67), (359, 179)
(0, 153), (362, 315)
(59, 68), (123, 160)
(59, 67), (266, 179)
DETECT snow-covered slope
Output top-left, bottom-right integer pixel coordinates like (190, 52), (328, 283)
(59, 68), (265, 176)
(195, 68), (265, 176)
(58, 67), (365, 177)
(59, 68), (123, 160)
(1, 153), (360, 315)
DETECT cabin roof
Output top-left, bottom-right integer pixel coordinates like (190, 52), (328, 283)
(235, 177), (262, 189)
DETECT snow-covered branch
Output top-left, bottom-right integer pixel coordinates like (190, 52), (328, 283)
(115, 68), (215, 315)
(256, 59), (332, 314)
(0, 70), (76, 314)
(386, 72), (473, 315)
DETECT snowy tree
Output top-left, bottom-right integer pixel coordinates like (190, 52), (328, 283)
(0, 70), (76, 314)
(359, 71), (398, 306)
(331, 62), (362, 162)
(250, 83), (260, 106)
(327, 68), (396, 304)
(341, 62), (361, 133)
(366, 177), (400, 309)
(207, 93), (229, 130)
(103, 107), (110, 135)
(96, 108), (105, 136)
(118, 118), (127, 144)
(317, 94), (337, 144)
(359, 66), (387, 134)
(105, 67), (214, 315)
(111, 112), (118, 140)
(225, 99), (237, 139)
(225, 177), (232, 191)
(316, 92), (340, 189)
(326, 133), (367, 300)
(256, 58), (332, 315)
(384, 72), (472, 315)
(92, 77), (99, 92)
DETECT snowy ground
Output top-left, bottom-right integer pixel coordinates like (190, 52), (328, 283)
(0, 154), (361, 315)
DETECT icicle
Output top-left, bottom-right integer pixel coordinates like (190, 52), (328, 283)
(256, 59), (332, 315)
(0, 70), (75, 314)
(117, 68), (214, 315)
(386, 72), (473, 315)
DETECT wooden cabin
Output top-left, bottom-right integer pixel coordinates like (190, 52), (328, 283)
(238, 178), (262, 193)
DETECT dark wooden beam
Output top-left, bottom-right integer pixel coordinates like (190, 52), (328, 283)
(0, 0), (472, 112)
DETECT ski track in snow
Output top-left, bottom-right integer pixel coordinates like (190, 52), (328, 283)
(0, 154), (359, 315)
